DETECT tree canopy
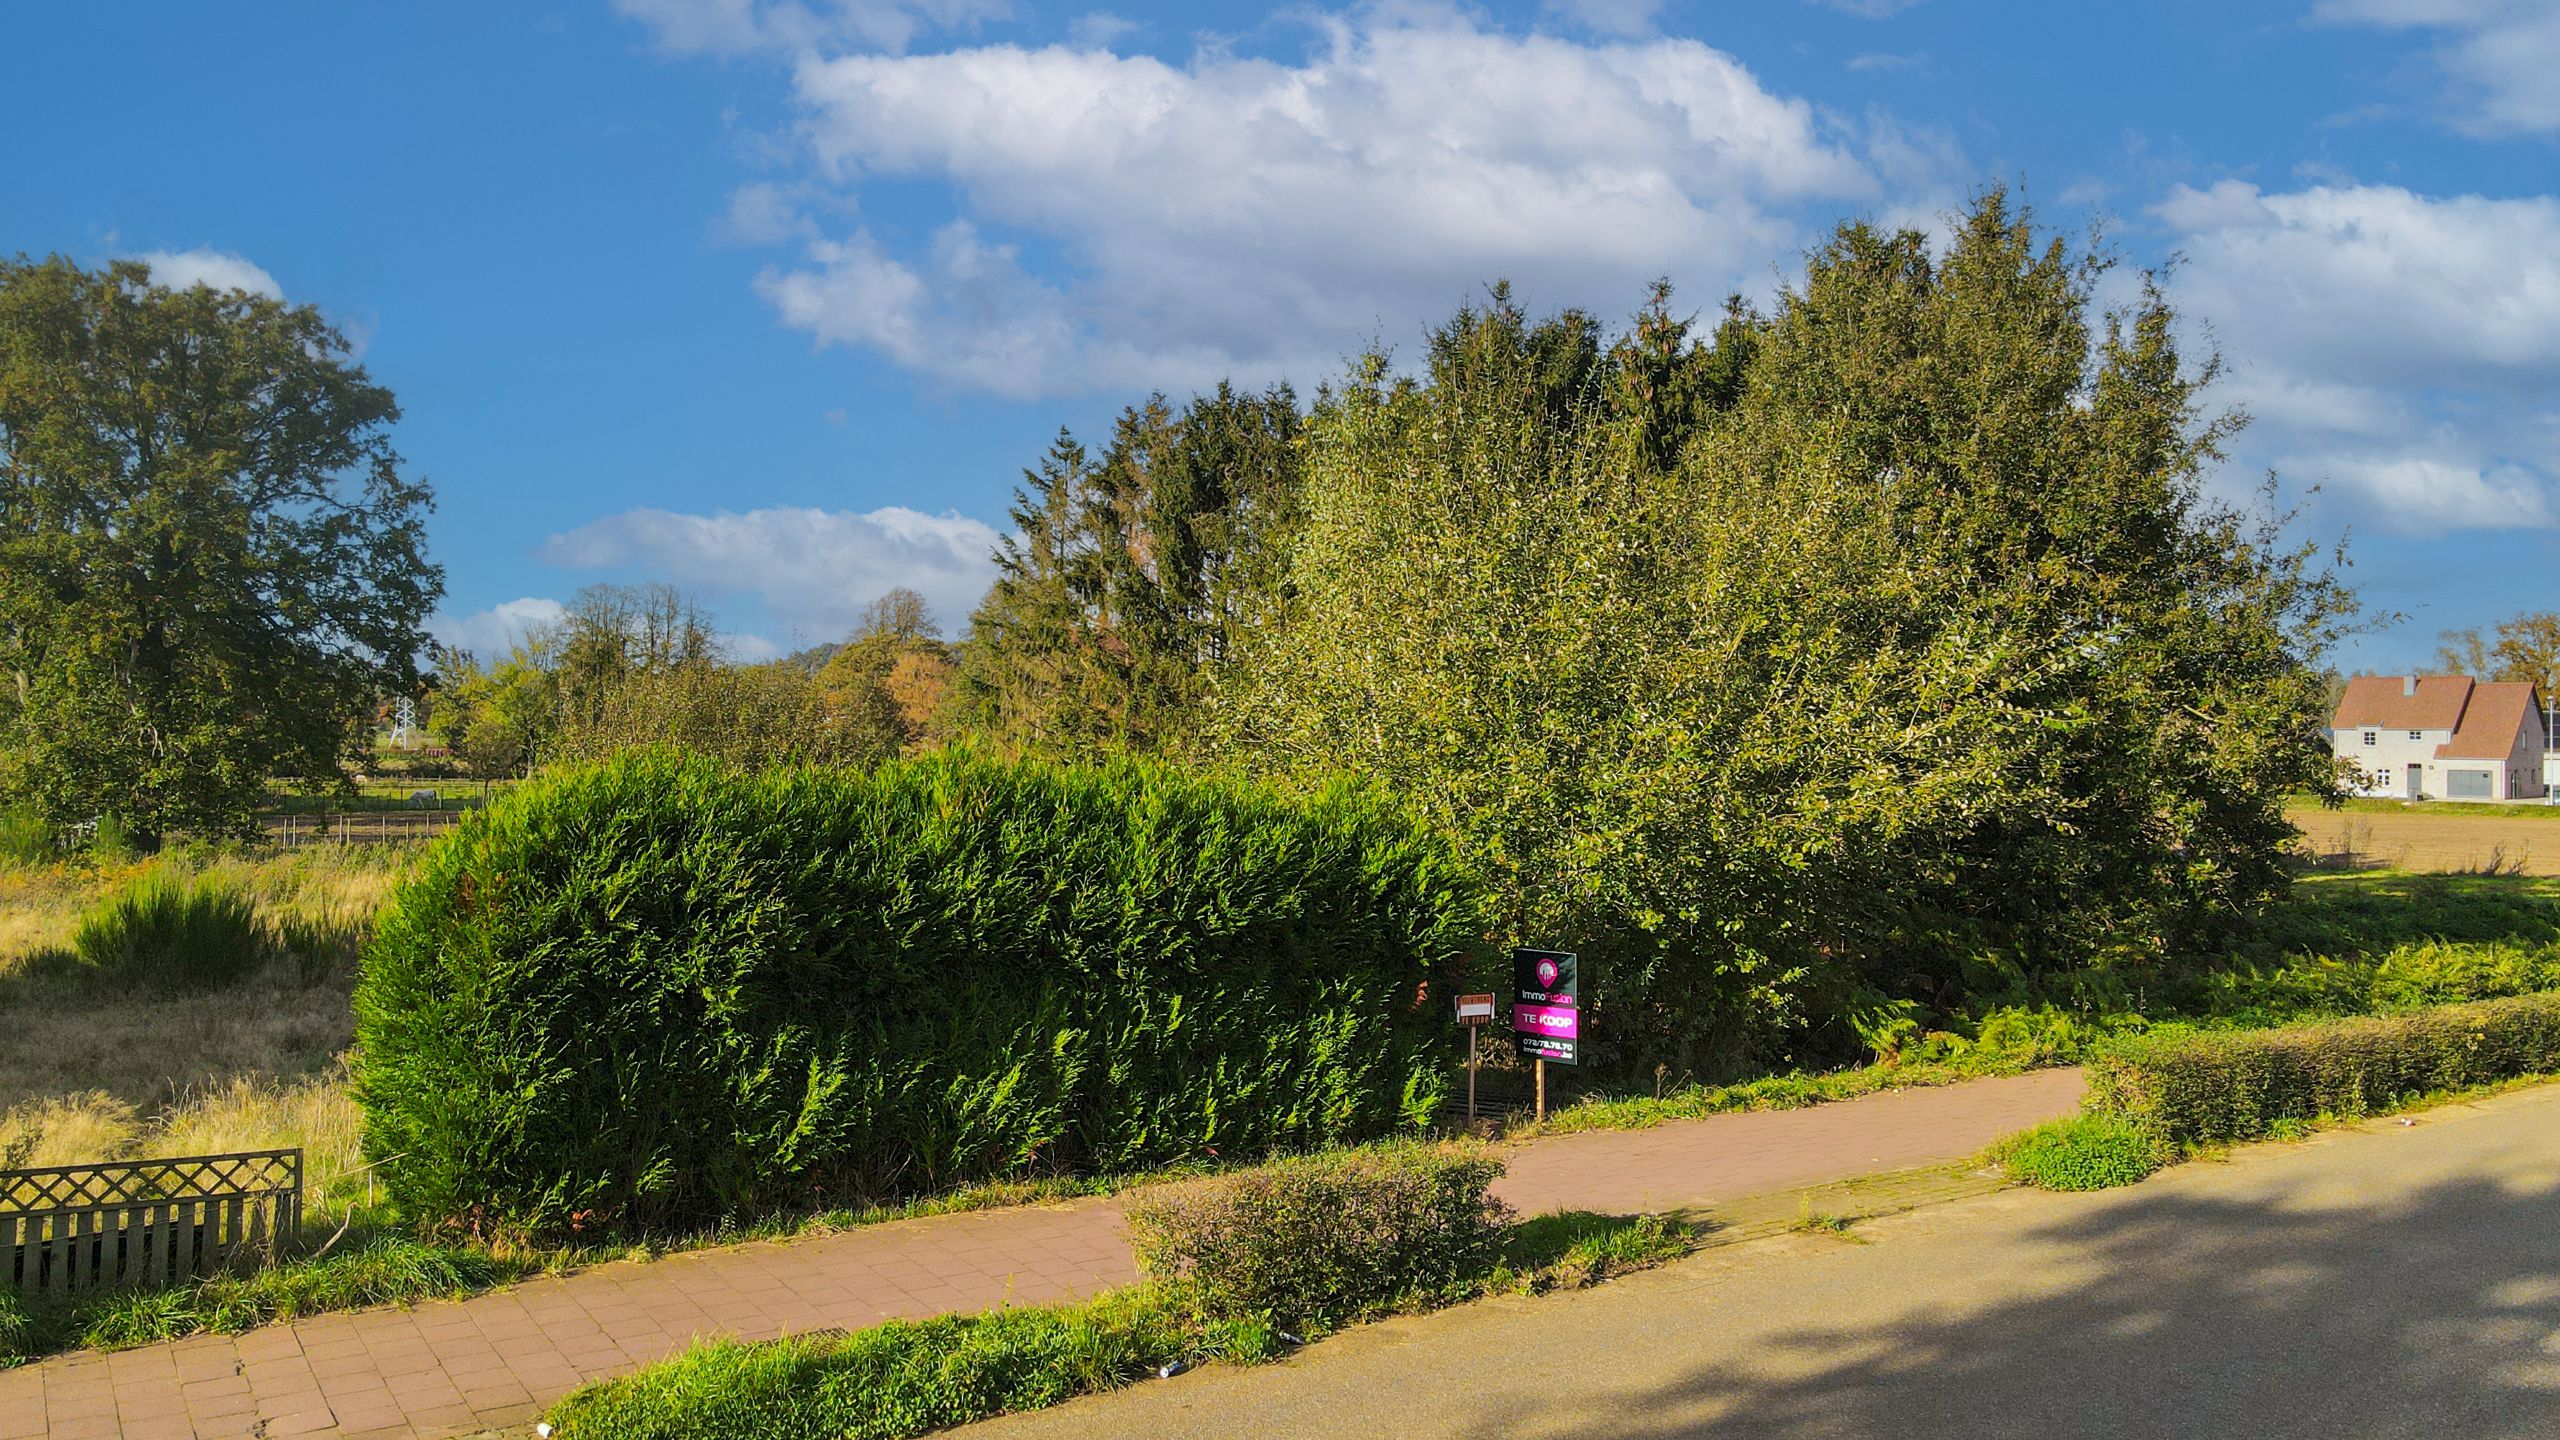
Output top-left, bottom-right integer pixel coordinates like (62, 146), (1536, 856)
(1221, 191), (2358, 1074)
(0, 255), (441, 842)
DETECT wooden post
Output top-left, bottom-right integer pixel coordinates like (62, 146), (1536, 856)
(1466, 1025), (1479, 1124)
(1534, 1057), (1546, 1123)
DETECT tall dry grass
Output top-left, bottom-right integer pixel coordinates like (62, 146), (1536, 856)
(0, 848), (401, 1219)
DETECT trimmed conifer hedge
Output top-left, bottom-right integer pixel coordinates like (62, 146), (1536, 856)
(2086, 992), (2560, 1144)
(353, 750), (1486, 1236)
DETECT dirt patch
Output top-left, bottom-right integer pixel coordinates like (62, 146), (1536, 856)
(2288, 804), (2560, 876)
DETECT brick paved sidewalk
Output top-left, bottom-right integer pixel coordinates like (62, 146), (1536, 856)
(0, 1068), (2082, 1440)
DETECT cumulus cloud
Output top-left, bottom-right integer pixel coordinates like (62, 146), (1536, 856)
(2313, 0), (2560, 136)
(429, 597), (570, 659)
(2156, 180), (2560, 532)
(746, 9), (1881, 396)
(541, 504), (1002, 645)
(128, 248), (282, 298)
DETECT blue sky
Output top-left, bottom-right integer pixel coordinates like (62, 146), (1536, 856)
(8, 1), (2557, 670)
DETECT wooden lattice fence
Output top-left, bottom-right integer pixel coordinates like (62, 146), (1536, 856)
(1, 1149), (302, 1295)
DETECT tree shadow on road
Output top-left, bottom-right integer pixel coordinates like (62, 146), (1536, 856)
(1499, 1167), (2560, 1439)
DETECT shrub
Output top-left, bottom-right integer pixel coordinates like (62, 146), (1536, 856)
(2086, 993), (2560, 1144)
(1123, 1142), (1509, 1328)
(1987, 1115), (2170, 1191)
(356, 750), (1486, 1236)
(0, 806), (52, 868)
(71, 867), (264, 990)
(543, 1287), (1202, 1440)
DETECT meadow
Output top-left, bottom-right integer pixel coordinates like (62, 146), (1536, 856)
(0, 849), (396, 1217)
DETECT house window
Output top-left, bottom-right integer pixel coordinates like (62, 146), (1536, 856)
(2409, 731), (2424, 741)
(2361, 731), (2377, 746)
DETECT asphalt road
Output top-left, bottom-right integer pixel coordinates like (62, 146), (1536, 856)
(963, 1083), (2560, 1440)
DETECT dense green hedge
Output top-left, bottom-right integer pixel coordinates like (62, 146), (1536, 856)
(2086, 993), (2560, 1144)
(354, 750), (1485, 1235)
(1124, 1142), (1509, 1329)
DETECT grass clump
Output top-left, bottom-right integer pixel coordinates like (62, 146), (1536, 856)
(1986, 1115), (2171, 1191)
(71, 867), (264, 991)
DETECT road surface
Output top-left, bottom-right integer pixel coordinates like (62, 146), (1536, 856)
(964, 1082), (2560, 1440)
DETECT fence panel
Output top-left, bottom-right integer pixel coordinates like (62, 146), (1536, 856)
(0, 1149), (302, 1295)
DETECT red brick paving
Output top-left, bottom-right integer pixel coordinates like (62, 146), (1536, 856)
(0, 1068), (2083, 1439)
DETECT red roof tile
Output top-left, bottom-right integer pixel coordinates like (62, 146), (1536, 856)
(2437, 681), (2545, 760)
(2333, 675), (2474, 731)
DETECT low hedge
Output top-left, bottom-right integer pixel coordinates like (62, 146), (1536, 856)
(355, 750), (1486, 1236)
(2086, 992), (2560, 1144)
(1124, 1142), (1510, 1329)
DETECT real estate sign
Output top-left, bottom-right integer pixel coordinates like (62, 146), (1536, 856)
(1511, 947), (1579, 1066)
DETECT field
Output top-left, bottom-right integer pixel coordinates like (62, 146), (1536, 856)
(0, 851), (398, 1215)
(2288, 801), (2560, 876)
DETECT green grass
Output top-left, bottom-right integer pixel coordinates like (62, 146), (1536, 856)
(0, 1236), (526, 1364)
(69, 868), (265, 991)
(544, 1208), (1697, 1440)
(2302, 796), (2560, 821)
(1984, 1115), (2171, 1192)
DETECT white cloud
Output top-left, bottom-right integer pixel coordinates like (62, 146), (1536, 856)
(2156, 180), (2560, 533)
(1845, 51), (1925, 72)
(1065, 10), (1136, 48)
(128, 248), (282, 299)
(542, 504), (1002, 644)
(611, 0), (1007, 56)
(2313, 0), (2560, 135)
(751, 9), (1883, 396)
(429, 597), (569, 659)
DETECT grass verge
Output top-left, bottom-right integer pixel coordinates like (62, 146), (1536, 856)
(542, 1210), (1692, 1440)
(0, 1237), (528, 1365)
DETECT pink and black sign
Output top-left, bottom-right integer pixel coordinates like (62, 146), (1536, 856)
(1511, 947), (1580, 1066)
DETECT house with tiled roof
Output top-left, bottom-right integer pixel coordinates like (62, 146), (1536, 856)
(2332, 674), (2551, 801)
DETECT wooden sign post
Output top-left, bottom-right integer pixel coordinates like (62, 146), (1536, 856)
(1454, 993), (1496, 1123)
(1511, 948), (1580, 1123)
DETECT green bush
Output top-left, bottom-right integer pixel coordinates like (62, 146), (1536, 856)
(0, 805), (52, 868)
(71, 867), (264, 990)
(1123, 1142), (1509, 1328)
(2087, 993), (2560, 1144)
(356, 750), (1486, 1236)
(1987, 1115), (2170, 1191)
(543, 1287), (1207, 1440)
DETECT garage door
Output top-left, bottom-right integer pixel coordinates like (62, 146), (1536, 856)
(2448, 769), (2495, 799)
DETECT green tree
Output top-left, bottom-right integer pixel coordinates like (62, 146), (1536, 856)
(956, 385), (1303, 756)
(0, 256), (441, 843)
(2438, 612), (2560, 697)
(1226, 193), (2358, 1075)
